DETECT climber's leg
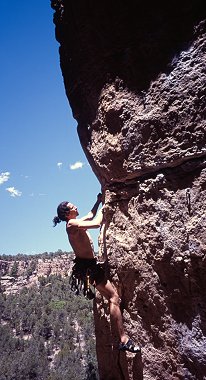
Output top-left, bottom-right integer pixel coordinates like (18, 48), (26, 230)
(96, 279), (141, 353)
(96, 279), (128, 343)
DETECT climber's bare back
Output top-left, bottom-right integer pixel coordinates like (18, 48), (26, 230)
(66, 224), (95, 259)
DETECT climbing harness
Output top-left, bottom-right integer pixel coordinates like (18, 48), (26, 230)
(69, 266), (96, 300)
(69, 257), (105, 299)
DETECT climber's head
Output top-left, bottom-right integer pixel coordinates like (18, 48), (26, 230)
(53, 201), (78, 226)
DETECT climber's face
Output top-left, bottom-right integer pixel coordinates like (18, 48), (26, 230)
(67, 203), (79, 218)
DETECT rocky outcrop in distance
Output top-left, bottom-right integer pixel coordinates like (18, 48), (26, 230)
(51, 1), (206, 379)
(0, 253), (73, 295)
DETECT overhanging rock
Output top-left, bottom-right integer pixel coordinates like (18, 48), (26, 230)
(51, 1), (206, 379)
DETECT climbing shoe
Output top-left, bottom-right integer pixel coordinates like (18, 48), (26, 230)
(119, 338), (141, 353)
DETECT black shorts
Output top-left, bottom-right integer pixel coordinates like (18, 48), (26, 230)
(71, 257), (106, 286)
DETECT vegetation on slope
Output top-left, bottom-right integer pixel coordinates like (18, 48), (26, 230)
(0, 272), (99, 380)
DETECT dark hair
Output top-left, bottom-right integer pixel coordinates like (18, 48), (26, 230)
(53, 201), (71, 227)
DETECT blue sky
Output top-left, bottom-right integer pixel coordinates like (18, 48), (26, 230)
(0, 1), (101, 255)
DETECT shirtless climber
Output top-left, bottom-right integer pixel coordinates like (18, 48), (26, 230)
(53, 194), (140, 353)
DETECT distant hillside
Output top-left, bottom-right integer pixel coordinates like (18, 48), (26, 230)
(0, 252), (99, 380)
(0, 250), (74, 295)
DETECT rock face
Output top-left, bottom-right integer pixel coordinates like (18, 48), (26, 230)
(51, 1), (206, 379)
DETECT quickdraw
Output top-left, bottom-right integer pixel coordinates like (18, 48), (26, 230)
(69, 268), (96, 300)
(186, 188), (191, 216)
(85, 269), (96, 300)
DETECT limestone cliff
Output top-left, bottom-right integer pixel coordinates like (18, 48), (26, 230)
(51, 1), (206, 379)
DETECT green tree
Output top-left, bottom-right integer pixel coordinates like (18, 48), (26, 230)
(0, 269), (99, 380)
(25, 260), (37, 277)
(10, 261), (19, 277)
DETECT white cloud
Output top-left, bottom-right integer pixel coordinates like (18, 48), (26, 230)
(21, 174), (29, 179)
(57, 162), (63, 169)
(70, 161), (84, 170)
(6, 187), (22, 197)
(0, 171), (10, 185)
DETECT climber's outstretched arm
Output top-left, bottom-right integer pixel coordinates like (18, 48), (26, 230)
(80, 193), (102, 221)
(68, 208), (103, 229)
